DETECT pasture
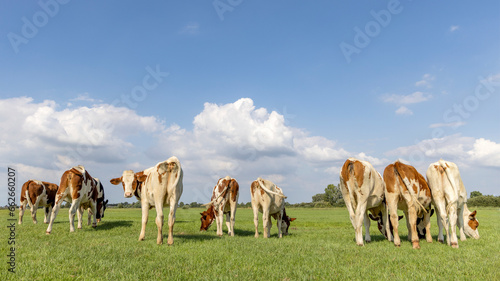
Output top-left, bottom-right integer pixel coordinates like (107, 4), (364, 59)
(2, 207), (499, 280)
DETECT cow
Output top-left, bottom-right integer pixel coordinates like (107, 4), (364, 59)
(384, 161), (433, 249)
(339, 158), (388, 246)
(78, 178), (108, 227)
(19, 180), (58, 224)
(200, 176), (239, 236)
(250, 178), (295, 238)
(426, 160), (479, 248)
(110, 156), (183, 245)
(46, 166), (106, 234)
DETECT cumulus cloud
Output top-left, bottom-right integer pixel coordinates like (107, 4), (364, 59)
(180, 22), (200, 34)
(395, 106), (413, 115)
(450, 25), (460, 32)
(386, 134), (500, 171)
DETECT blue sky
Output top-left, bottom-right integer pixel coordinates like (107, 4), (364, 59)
(1, 1), (499, 206)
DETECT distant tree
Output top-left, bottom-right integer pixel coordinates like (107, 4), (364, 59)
(325, 184), (344, 206)
(470, 191), (483, 198)
(189, 202), (202, 208)
(179, 202), (184, 208)
(312, 193), (327, 203)
(117, 203), (124, 208)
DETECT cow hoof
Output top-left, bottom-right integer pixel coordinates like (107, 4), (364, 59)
(412, 242), (421, 249)
(451, 243), (459, 249)
(92, 224), (97, 228)
(394, 244), (400, 248)
(356, 243), (364, 247)
(438, 239), (444, 244)
(45, 231), (51, 235)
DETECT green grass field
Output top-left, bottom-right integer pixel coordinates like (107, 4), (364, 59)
(1, 207), (499, 280)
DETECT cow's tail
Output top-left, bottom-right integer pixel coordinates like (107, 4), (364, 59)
(438, 160), (458, 214)
(345, 160), (358, 211)
(202, 182), (229, 208)
(22, 180), (33, 208)
(394, 161), (427, 214)
(257, 178), (287, 199)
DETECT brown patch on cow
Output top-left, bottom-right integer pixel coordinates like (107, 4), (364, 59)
(27, 181), (43, 205)
(70, 172), (83, 200)
(384, 164), (396, 193)
(250, 181), (257, 195)
(230, 179), (239, 202)
(340, 159), (365, 187)
(468, 211), (479, 230)
(416, 173), (431, 197)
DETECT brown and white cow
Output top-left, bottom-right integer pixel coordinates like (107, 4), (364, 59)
(200, 176), (239, 236)
(384, 161), (433, 249)
(110, 156), (183, 245)
(250, 178), (295, 238)
(339, 158), (388, 246)
(19, 180), (58, 224)
(426, 160), (479, 248)
(46, 166), (106, 234)
(78, 179), (108, 228)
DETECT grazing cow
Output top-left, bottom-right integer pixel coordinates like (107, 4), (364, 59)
(19, 180), (58, 224)
(250, 178), (295, 238)
(384, 161), (433, 249)
(426, 160), (479, 248)
(200, 176), (240, 236)
(110, 156), (183, 245)
(339, 158), (388, 246)
(46, 166), (106, 234)
(78, 179), (108, 227)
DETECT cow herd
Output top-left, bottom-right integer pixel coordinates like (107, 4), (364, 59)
(18, 156), (479, 249)
(340, 158), (480, 249)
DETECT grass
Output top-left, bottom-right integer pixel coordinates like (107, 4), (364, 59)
(1, 207), (499, 280)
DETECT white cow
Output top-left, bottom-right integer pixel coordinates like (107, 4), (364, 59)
(339, 158), (388, 246)
(110, 156), (183, 245)
(426, 159), (479, 248)
(250, 178), (294, 238)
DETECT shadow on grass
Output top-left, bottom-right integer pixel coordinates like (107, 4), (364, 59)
(97, 220), (134, 230)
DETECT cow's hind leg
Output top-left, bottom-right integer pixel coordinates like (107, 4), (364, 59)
(68, 198), (82, 232)
(77, 206), (84, 229)
(167, 201), (178, 245)
(363, 213), (371, 243)
(252, 205), (260, 238)
(19, 199), (27, 225)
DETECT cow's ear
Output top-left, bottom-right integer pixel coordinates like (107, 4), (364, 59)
(110, 177), (122, 185)
(430, 208), (435, 217)
(469, 210), (477, 220)
(137, 174), (148, 182)
(290, 218), (296, 222)
(398, 215), (404, 221)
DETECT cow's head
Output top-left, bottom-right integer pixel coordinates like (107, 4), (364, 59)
(110, 170), (146, 198)
(280, 208), (296, 236)
(416, 208), (434, 239)
(94, 179), (108, 223)
(369, 212), (403, 239)
(463, 210), (480, 239)
(200, 205), (216, 231)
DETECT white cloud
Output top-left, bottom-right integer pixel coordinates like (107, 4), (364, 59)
(180, 22), (200, 34)
(382, 91), (432, 105)
(387, 134), (500, 170)
(429, 122), (466, 128)
(70, 93), (103, 103)
(450, 25), (460, 32)
(395, 106), (413, 115)
(415, 73), (435, 88)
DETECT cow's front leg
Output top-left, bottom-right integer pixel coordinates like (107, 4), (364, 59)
(225, 212), (232, 236)
(69, 199), (82, 232)
(31, 200), (40, 224)
(217, 207), (224, 237)
(89, 202), (97, 228)
(46, 194), (65, 234)
(139, 202), (149, 241)
(277, 211), (283, 238)
(44, 206), (52, 224)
